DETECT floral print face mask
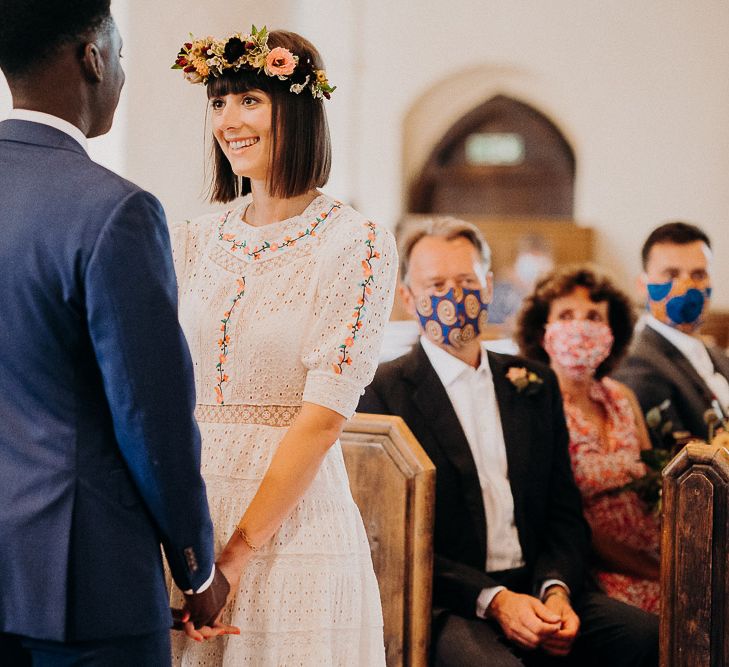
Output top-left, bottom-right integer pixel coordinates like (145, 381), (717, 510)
(415, 287), (490, 349)
(646, 278), (712, 333)
(543, 319), (614, 380)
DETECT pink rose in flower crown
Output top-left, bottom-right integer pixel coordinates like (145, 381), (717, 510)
(265, 47), (297, 76)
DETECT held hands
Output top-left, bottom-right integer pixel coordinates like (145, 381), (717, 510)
(487, 587), (578, 655)
(172, 567), (240, 642)
(175, 524), (258, 641)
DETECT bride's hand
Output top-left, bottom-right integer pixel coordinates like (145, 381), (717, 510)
(216, 529), (258, 602)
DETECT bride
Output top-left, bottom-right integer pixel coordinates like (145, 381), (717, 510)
(168, 25), (397, 665)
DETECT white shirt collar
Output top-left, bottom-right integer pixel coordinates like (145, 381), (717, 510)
(644, 313), (706, 360)
(8, 109), (88, 153)
(420, 335), (492, 387)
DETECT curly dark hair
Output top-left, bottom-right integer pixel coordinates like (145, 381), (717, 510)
(0, 0), (111, 77)
(515, 264), (636, 379)
(205, 30), (331, 203)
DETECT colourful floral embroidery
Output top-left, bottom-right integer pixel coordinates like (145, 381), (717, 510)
(215, 277), (246, 404)
(218, 201), (341, 260)
(333, 222), (380, 375)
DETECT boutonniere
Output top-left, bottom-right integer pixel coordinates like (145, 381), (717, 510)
(506, 366), (543, 396)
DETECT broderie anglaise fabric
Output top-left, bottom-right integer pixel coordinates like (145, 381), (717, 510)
(167, 194), (397, 666)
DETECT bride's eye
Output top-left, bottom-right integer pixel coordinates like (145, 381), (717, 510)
(210, 98), (225, 110)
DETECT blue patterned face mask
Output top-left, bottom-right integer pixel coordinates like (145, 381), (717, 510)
(646, 278), (712, 332)
(415, 287), (490, 348)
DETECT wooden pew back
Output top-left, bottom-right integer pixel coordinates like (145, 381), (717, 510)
(661, 441), (729, 666)
(342, 414), (436, 667)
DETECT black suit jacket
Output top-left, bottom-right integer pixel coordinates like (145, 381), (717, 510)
(358, 343), (590, 619)
(614, 325), (729, 445)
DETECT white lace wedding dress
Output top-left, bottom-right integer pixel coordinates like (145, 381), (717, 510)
(168, 193), (396, 666)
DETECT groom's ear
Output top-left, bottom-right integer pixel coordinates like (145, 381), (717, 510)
(80, 42), (104, 84)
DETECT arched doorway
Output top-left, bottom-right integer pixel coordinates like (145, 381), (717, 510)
(409, 95), (575, 217)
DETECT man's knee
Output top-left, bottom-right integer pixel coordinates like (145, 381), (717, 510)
(433, 613), (524, 667)
(576, 593), (658, 667)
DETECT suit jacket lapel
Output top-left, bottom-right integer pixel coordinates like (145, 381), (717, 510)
(707, 345), (729, 387)
(489, 352), (531, 536)
(405, 343), (488, 557)
(642, 326), (715, 405)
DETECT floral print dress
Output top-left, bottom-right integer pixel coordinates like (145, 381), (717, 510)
(563, 378), (660, 614)
(167, 194), (397, 665)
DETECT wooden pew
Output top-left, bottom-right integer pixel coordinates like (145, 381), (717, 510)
(661, 439), (729, 666)
(342, 414), (436, 667)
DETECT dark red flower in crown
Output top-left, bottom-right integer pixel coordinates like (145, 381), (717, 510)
(223, 37), (247, 64)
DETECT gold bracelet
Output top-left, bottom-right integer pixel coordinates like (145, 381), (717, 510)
(235, 525), (259, 552)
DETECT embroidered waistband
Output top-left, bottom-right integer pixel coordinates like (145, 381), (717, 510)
(195, 403), (301, 427)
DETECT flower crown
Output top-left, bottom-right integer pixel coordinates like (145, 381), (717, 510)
(172, 25), (335, 100)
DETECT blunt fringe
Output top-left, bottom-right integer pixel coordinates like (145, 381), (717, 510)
(206, 30), (332, 203)
(515, 263), (636, 379)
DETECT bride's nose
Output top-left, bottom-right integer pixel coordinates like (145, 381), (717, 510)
(219, 102), (242, 130)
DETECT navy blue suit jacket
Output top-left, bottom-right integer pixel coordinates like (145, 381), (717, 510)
(0, 119), (215, 642)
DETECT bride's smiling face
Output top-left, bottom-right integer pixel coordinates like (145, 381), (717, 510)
(210, 89), (272, 181)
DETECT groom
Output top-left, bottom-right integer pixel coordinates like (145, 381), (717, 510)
(0, 1), (231, 664)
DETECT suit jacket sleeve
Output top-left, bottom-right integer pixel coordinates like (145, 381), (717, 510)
(84, 190), (214, 592)
(432, 555), (501, 617)
(532, 371), (591, 595)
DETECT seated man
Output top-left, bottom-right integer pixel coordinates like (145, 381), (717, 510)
(358, 217), (658, 666)
(614, 222), (729, 446)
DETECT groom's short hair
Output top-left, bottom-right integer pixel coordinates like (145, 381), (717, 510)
(0, 0), (112, 77)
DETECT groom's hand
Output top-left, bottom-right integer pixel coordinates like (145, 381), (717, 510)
(183, 567), (233, 628)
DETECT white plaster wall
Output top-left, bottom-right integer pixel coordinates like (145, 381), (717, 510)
(353, 0), (729, 304)
(3, 1), (729, 304)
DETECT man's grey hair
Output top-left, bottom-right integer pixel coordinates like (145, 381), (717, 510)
(396, 216), (492, 285)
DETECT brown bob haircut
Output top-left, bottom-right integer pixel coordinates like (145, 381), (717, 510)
(515, 264), (636, 379)
(206, 30), (332, 203)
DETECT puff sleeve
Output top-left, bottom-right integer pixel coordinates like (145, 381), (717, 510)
(301, 217), (398, 418)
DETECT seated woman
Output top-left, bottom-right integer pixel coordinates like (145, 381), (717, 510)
(516, 264), (660, 614)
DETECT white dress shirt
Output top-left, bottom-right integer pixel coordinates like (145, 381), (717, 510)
(7, 109), (89, 153)
(645, 315), (729, 411)
(421, 337), (566, 615)
(421, 336), (524, 572)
